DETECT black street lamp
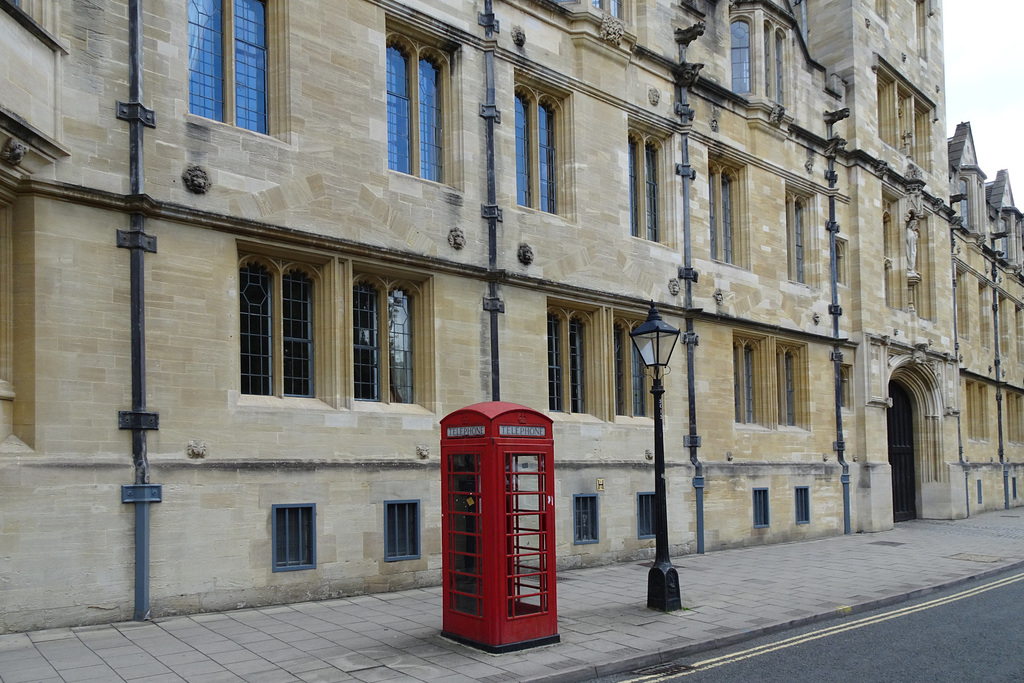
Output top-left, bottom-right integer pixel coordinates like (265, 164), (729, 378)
(630, 302), (682, 612)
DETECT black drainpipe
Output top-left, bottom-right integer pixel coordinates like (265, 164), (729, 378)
(948, 201), (969, 516)
(116, 0), (161, 621)
(824, 109), (851, 534)
(478, 0), (503, 401)
(674, 23), (705, 553)
(989, 236), (1008, 508)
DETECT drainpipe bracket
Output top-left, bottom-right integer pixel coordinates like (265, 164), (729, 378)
(683, 435), (701, 448)
(116, 101), (156, 128)
(482, 296), (505, 313)
(117, 229), (157, 253)
(478, 103), (501, 123)
(833, 440), (846, 452)
(122, 484), (162, 504)
(481, 204), (503, 222)
(119, 410), (160, 430)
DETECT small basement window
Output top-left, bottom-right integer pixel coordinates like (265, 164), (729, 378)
(272, 504), (316, 571)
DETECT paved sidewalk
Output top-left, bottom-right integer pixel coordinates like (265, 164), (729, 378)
(4, 509), (1024, 683)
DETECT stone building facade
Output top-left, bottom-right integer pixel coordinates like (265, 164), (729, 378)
(1, 0), (1022, 632)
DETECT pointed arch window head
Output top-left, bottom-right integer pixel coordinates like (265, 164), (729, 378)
(731, 20), (751, 93)
(386, 38), (446, 183)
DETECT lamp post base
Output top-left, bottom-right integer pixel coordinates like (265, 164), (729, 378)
(647, 561), (682, 612)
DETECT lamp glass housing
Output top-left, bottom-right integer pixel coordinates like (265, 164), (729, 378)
(629, 304), (680, 369)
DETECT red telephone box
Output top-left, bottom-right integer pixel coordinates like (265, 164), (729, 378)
(440, 402), (559, 653)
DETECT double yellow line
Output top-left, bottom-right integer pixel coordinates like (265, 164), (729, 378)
(622, 571), (1024, 681)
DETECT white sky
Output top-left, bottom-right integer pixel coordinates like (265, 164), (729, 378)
(943, 1), (1024, 190)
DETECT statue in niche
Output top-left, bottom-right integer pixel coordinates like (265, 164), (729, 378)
(905, 209), (919, 274)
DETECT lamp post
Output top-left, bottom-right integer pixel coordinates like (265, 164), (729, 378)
(630, 302), (682, 612)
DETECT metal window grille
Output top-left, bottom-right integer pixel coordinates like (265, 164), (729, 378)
(645, 144), (659, 242)
(272, 504), (315, 571)
(1014, 478), (1018, 500)
(239, 264), (272, 395)
(388, 289), (414, 404)
(419, 59), (442, 181)
(731, 21), (750, 92)
(614, 325), (625, 415)
(188, 0), (225, 121)
(515, 95), (531, 207)
(386, 46), (411, 174)
(753, 488), (770, 528)
(282, 271), (313, 397)
(637, 492), (655, 539)
(539, 104), (557, 214)
(631, 343), (647, 417)
(384, 500), (420, 561)
(573, 494), (598, 544)
(628, 139), (640, 237)
(795, 486), (810, 524)
(233, 0), (267, 133)
(977, 480), (983, 505)
(568, 318), (585, 413)
(353, 283), (380, 401)
(547, 314), (563, 411)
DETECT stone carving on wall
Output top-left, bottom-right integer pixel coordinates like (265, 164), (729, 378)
(667, 277), (680, 296)
(599, 15), (625, 45)
(447, 226), (466, 250)
(416, 444), (430, 459)
(769, 104), (786, 125)
(511, 25), (526, 46)
(182, 164), (211, 194)
(517, 242), (534, 265)
(186, 440), (208, 459)
(648, 87), (661, 106)
(710, 106), (721, 132)
(805, 149), (815, 173)
(905, 209), (920, 274)
(0, 138), (27, 166)
(824, 135), (846, 159)
(673, 61), (704, 88)
(872, 159), (890, 178)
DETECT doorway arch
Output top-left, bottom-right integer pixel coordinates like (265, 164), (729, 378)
(888, 381), (916, 522)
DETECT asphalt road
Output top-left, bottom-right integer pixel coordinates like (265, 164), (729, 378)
(599, 567), (1024, 683)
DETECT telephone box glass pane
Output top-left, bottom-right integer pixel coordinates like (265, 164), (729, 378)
(506, 453), (550, 618)
(448, 452), (482, 616)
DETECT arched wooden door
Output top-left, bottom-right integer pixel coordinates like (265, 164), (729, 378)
(887, 382), (916, 522)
